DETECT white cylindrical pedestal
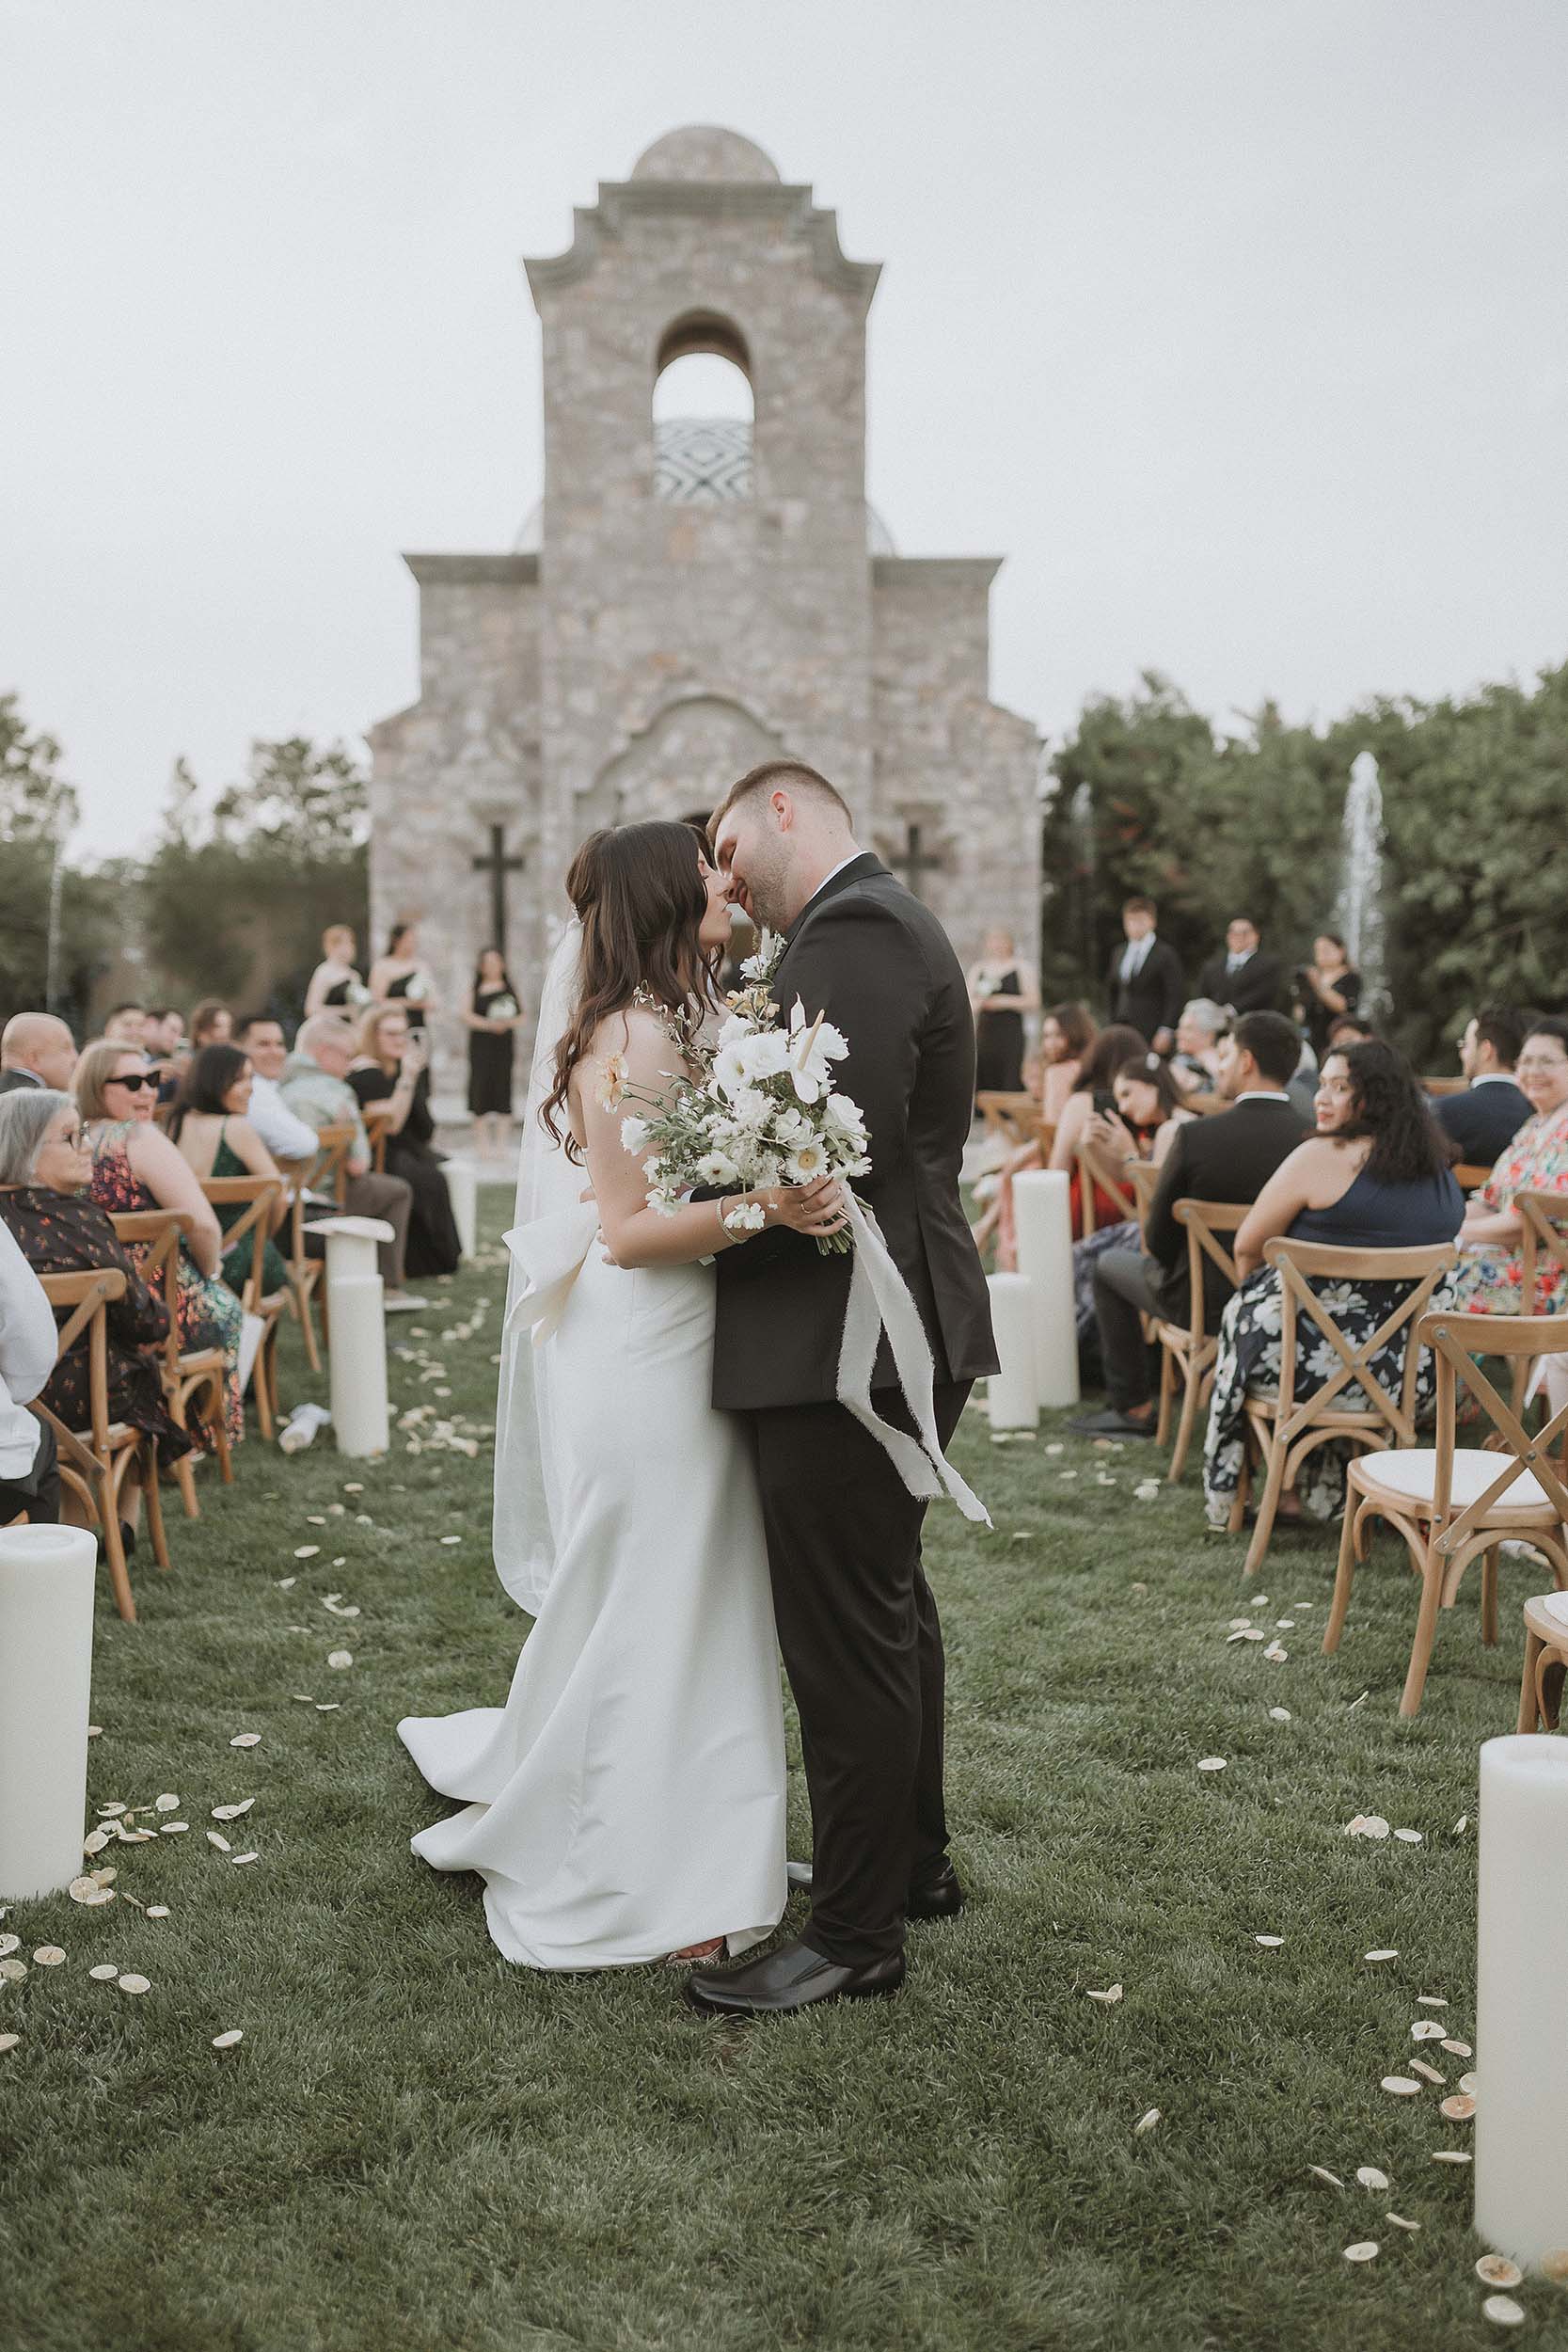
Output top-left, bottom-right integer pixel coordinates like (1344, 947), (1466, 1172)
(985, 1272), (1038, 1430)
(0, 1525), (97, 1901)
(443, 1157), (478, 1262)
(1476, 1733), (1568, 2268)
(1012, 1168), (1080, 1407)
(305, 1216), (395, 1458)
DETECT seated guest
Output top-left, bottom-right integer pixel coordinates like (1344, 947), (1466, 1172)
(75, 1039), (243, 1450)
(1291, 931), (1362, 1060)
(1069, 1011), (1309, 1438)
(232, 1014), (323, 1166)
(280, 1017), (419, 1307)
(103, 1004), (149, 1049)
(1069, 1052), (1196, 1359)
(166, 1044), (291, 1298)
(1039, 1001), (1096, 1125)
(1198, 916), (1285, 1018)
(1326, 1013), (1376, 1047)
(1105, 898), (1183, 1051)
(990, 1025), (1148, 1272)
(146, 1006), (187, 1105)
(1202, 1040), (1465, 1527)
(0, 1177), (62, 1525)
(1433, 1006), (1531, 1166)
(305, 925), (371, 1017)
(1444, 1015), (1568, 1318)
(0, 1092), (192, 1515)
(348, 1008), (460, 1279)
(188, 999), (233, 1051)
(0, 1011), (78, 1096)
(1169, 998), (1227, 1095)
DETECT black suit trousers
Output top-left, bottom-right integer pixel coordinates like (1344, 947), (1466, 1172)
(1094, 1249), (1164, 1411)
(746, 1379), (970, 1966)
(0, 1419), (61, 1526)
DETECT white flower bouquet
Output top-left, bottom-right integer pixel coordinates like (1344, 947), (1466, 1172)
(596, 930), (871, 1252)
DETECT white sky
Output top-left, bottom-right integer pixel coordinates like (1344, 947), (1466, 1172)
(4, 0), (1566, 858)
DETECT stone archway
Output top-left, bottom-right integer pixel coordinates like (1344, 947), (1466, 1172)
(591, 693), (787, 830)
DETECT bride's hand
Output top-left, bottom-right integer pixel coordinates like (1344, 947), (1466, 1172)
(763, 1176), (850, 1239)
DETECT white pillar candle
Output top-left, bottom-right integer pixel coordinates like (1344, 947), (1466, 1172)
(1476, 1732), (1568, 2268)
(443, 1156), (478, 1261)
(1011, 1168), (1080, 1407)
(0, 1525), (97, 1902)
(305, 1216), (396, 1458)
(985, 1272), (1038, 1430)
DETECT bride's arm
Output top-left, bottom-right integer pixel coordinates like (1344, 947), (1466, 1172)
(575, 1010), (844, 1270)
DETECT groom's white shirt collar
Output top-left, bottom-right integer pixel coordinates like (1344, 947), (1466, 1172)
(796, 852), (865, 923)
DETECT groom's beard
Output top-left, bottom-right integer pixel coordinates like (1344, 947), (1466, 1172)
(737, 846), (792, 935)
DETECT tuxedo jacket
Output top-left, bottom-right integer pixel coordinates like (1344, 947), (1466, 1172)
(1196, 948), (1285, 1016)
(1104, 939), (1185, 1041)
(711, 853), (997, 1410)
(1433, 1080), (1530, 1168)
(0, 1070), (43, 1096)
(1142, 1095), (1310, 1327)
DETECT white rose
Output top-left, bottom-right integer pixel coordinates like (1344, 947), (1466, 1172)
(620, 1115), (650, 1154)
(737, 1031), (792, 1084)
(770, 1105), (814, 1149)
(825, 1091), (866, 1138)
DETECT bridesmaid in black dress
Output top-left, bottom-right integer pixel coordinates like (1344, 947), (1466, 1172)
(462, 947), (524, 1157)
(967, 928), (1040, 1096)
(369, 922), (439, 1112)
(349, 1007), (461, 1279)
(305, 924), (371, 1018)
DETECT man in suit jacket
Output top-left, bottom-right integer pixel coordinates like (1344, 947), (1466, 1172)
(1197, 916), (1285, 1018)
(1069, 1010), (1309, 1438)
(1104, 896), (1185, 1049)
(0, 1013), (77, 1096)
(1433, 1007), (1531, 1167)
(689, 760), (997, 2019)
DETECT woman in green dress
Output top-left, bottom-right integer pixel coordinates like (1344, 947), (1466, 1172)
(167, 1044), (292, 1298)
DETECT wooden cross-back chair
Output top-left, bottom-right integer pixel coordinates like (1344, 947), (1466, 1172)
(1453, 1164), (1494, 1195)
(200, 1175), (286, 1441)
(1423, 1076), (1468, 1098)
(1151, 1200), (1249, 1485)
(1231, 1235), (1459, 1578)
(1075, 1140), (1138, 1239)
(1323, 1310), (1568, 1716)
(1516, 1192), (1568, 1407)
(975, 1091), (1043, 1152)
(33, 1266), (171, 1623)
(111, 1207), (230, 1516)
(284, 1120), (356, 1372)
(361, 1100), (394, 1174)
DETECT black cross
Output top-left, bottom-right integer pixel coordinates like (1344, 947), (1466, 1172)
(892, 821), (942, 901)
(472, 824), (524, 953)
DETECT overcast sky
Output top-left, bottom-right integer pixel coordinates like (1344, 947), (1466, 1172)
(4, 0), (1566, 858)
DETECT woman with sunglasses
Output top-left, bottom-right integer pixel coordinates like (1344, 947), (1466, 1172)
(75, 1039), (245, 1450)
(0, 1090), (193, 1532)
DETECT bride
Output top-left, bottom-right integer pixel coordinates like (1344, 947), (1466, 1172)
(397, 820), (847, 1969)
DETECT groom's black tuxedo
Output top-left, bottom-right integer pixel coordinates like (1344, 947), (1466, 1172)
(711, 854), (997, 1407)
(712, 852), (995, 1970)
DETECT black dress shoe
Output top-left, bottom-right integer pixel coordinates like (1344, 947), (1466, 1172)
(783, 1858), (966, 1921)
(1066, 1406), (1156, 1438)
(684, 1933), (905, 2017)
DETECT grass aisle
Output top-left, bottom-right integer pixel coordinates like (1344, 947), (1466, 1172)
(2, 1194), (1561, 2352)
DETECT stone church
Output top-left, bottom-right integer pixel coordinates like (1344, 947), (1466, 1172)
(368, 125), (1039, 1090)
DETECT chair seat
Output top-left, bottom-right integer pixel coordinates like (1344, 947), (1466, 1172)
(1354, 1446), (1556, 1515)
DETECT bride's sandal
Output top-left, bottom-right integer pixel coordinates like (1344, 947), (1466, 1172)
(663, 1934), (727, 1968)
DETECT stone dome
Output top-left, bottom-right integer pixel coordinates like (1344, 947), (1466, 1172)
(629, 127), (781, 184)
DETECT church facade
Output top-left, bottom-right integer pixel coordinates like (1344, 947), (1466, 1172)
(368, 126), (1039, 1090)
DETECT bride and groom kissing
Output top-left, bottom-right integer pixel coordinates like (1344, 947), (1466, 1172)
(397, 759), (999, 2017)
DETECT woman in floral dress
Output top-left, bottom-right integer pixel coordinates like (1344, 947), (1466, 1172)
(1202, 1041), (1465, 1528)
(74, 1039), (244, 1448)
(1444, 1015), (1568, 1317)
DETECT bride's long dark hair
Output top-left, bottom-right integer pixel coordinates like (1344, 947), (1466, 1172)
(540, 821), (716, 1157)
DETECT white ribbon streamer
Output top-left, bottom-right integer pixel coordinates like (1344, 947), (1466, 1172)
(837, 1195), (992, 1526)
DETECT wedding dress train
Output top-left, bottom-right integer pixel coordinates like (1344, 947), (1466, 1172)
(397, 1215), (787, 1969)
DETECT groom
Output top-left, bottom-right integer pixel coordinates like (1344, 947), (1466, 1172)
(689, 761), (997, 2017)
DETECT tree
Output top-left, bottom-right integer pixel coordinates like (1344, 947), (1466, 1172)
(141, 737), (370, 1019)
(0, 693), (79, 1017)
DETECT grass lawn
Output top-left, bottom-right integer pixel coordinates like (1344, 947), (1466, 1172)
(3, 1190), (1563, 2352)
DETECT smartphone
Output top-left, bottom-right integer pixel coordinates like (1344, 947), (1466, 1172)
(1091, 1089), (1117, 1120)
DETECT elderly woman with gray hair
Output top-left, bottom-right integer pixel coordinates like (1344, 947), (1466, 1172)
(1169, 998), (1229, 1096)
(0, 1091), (192, 1524)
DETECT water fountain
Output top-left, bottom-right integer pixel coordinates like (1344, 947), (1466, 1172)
(1333, 751), (1386, 1016)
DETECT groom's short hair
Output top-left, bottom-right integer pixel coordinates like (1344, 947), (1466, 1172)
(709, 760), (854, 839)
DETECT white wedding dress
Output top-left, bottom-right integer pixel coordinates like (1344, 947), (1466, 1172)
(397, 941), (787, 1970)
